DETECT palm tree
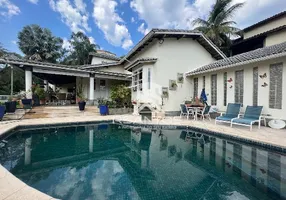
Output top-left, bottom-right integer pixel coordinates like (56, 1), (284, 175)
(193, 0), (244, 55)
(18, 24), (63, 63)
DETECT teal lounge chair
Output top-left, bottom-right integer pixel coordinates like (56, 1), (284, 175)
(197, 105), (211, 121)
(180, 104), (194, 120)
(215, 103), (241, 125)
(231, 106), (263, 131)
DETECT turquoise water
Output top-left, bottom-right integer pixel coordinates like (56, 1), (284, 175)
(0, 123), (285, 200)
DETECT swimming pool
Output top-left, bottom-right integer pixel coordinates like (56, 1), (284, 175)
(0, 123), (285, 200)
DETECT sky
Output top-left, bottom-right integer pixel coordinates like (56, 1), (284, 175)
(0, 0), (286, 57)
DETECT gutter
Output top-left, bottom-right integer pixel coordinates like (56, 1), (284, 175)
(186, 51), (286, 76)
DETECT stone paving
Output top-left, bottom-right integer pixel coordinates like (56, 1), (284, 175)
(0, 112), (285, 200)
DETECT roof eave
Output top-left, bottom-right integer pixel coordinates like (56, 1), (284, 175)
(186, 51), (286, 76)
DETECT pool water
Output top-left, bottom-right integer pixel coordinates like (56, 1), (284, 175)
(1, 123), (285, 200)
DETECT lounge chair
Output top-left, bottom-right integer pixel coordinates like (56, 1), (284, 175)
(215, 103), (241, 125)
(231, 106), (264, 130)
(197, 105), (211, 121)
(180, 104), (194, 120)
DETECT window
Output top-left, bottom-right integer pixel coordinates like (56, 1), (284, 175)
(211, 74), (217, 105)
(139, 69), (143, 91)
(269, 63), (283, 109)
(203, 76), (206, 89)
(100, 80), (106, 90)
(235, 70), (244, 105)
(193, 78), (198, 98)
(148, 68), (151, 89)
(132, 69), (143, 92)
(223, 72), (227, 106)
(253, 67), (258, 106)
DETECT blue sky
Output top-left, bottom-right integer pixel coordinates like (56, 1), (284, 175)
(0, 0), (286, 57)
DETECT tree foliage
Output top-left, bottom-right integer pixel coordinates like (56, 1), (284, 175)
(18, 24), (63, 63)
(193, 0), (244, 55)
(62, 32), (99, 65)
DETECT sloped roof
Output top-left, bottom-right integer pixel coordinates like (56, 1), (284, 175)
(120, 28), (226, 62)
(125, 58), (157, 70)
(89, 52), (120, 61)
(0, 57), (131, 79)
(186, 42), (286, 76)
(244, 11), (286, 32)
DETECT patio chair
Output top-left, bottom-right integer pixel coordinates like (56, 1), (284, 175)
(58, 93), (67, 105)
(180, 104), (194, 120)
(197, 105), (211, 121)
(215, 103), (241, 125)
(231, 106), (263, 131)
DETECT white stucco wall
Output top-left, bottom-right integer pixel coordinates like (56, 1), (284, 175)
(100, 65), (130, 74)
(190, 57), (286, 120)
(265, 29), (286, 46)
(244, 15), (286, 39)
(130, 38), (217, 112)
(76, 77), (111, 100)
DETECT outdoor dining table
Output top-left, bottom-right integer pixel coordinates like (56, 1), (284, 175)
(186, 105), (204, 120)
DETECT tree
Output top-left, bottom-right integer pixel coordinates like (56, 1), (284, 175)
(18, 24), (63, 63)
(193, 0), (244, 55)
(62, 32), (99, 65)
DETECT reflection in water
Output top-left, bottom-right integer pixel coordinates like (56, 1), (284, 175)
(0, 124), (286, 200)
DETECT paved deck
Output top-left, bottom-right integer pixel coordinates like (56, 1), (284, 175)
(0, 112), (285, 199)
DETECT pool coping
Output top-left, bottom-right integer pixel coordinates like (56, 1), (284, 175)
(1, 118), (286, 200)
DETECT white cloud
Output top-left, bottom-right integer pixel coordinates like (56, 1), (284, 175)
(137, 23), (148, 35)
(131, 17), (135, 23)
(130, 0), (286, 31)
(120, 0), (128, 4)
(89, 36), (96, 44)
(48, 0), (91, 33)
(0, 0), (20, 18)
(27, 0), (38, 4)
(11, 40), (16, 45)
(92, 0), (133, 50)
(62, 37), (72, 50)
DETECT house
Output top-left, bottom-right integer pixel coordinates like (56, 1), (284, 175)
(124, 29), (226, 115)
(232, 11), (286, 55)
(186, 42), (286, 120)
(1, 11), (285, 120)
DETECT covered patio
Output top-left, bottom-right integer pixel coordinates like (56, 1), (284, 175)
(0, 57), (131, 105)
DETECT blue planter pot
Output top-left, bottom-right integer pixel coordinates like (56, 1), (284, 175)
(22, 99), (32, 109)
(0, 105), (5, 120)
(78, 101), (86, 111)
(99, 105), (108, 115)
(5, 101), (16, 113)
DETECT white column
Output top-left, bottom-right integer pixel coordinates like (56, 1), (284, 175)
(25, 68), (32, 99)
(24, 137), (32, 165)
(89, 75), (95, 101)
(44, 80), (48, 91)
(89, 129), (94, 153)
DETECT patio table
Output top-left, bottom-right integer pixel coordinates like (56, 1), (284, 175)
(186, 105), (204, 120)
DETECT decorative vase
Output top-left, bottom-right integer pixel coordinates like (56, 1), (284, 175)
(21, 99), (32, 109)
(5, 101), (16, 113)
(99, 105), (108, 115)
(78, 101), (86, 111)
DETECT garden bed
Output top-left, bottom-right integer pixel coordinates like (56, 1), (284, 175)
(108, 108), (133, 115)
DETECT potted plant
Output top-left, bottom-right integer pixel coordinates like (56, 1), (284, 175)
(0, 104), (5, 120)
(76, 80), (86, 111)
(21, 91), (32, 109)
(35, 87), (46, 105)
(5, 96), (17, 113)
(97, 98), (108, 115)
